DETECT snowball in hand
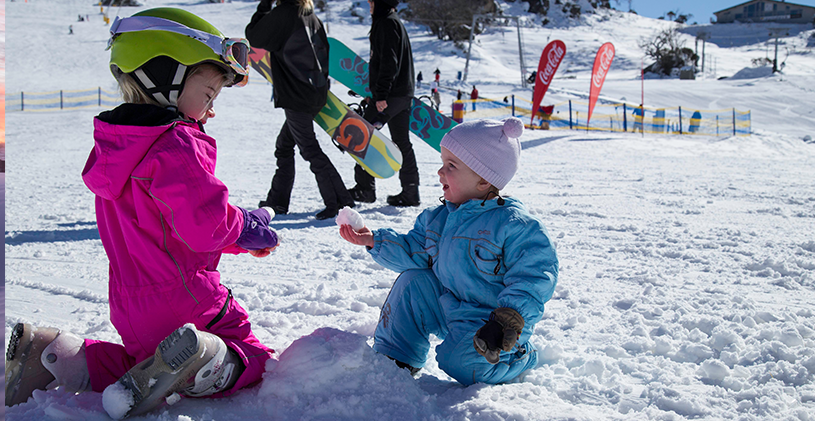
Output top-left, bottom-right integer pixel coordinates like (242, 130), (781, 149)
(335, 206), (365, 230)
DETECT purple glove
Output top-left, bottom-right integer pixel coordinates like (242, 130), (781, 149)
(236, 207), (278, 250)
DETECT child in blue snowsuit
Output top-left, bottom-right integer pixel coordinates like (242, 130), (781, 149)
(339, 117), (558, 385)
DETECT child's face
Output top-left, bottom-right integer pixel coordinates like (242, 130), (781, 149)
(177, 67), (224, 122)
(438, 147), (490, 204)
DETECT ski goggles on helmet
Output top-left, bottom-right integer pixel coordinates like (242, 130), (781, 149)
(108, 15), (250, 86)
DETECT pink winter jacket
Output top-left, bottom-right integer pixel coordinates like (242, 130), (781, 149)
(82, 106), (248, 361)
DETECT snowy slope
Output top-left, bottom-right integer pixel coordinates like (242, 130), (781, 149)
(5, 0), (815, 420)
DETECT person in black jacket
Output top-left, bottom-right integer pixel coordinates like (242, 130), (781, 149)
(246, 0), (354, 220)
(347, 0), (419, 207)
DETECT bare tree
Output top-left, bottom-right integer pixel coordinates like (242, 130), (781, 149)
(675, 13), (693, 24)
(404, 0), (488, 41)
(639, 27), (698, 76)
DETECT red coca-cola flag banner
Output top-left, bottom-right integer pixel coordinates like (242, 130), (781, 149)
(588, 42), (615, 125)
(531, 40), (566, 125)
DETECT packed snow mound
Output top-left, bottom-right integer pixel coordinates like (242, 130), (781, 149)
(729, 65), (774, 80)
(258, 328), (438, 419)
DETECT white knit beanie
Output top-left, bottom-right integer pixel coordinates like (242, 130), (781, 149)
(440, 117), (524, 190)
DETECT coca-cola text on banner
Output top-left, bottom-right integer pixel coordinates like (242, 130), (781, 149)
(588, 42), (615, 125)
(531, 40), (566, 126)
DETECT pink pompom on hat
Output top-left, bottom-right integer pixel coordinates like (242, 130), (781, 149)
(440, 117), (524, 190)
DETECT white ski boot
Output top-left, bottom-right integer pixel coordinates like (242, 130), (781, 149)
(102, 324), (242, 419)
(5, 323), (91, 407)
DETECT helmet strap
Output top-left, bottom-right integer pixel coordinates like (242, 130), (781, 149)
(132, 57), (188, 107)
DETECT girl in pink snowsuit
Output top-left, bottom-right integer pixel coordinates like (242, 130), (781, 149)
(81, 7), (278, 402)
(82, 93), (276, 393)
(5, 8), (278, 418)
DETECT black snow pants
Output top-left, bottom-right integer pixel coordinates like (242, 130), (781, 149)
(265, 109), (353, 212)
(353, 96), (419, 191)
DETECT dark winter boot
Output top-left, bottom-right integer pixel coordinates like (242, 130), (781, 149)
(258, 200), (288, 216)
(348, 186), (376, 203)
(386, 184), (420, 207)
(388, 356), (421, 377)
(102, 324), (243, 419)
(315, 207), (340, 220)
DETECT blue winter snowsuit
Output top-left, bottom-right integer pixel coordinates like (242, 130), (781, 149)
(369, 197), (558, 385)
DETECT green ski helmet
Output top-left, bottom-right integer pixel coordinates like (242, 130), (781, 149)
(108, 7), (249, 106)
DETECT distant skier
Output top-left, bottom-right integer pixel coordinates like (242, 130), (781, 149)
(434, 67), (440, 82)
(68, 25), (73, 34)
(338, 117), (558, 385)
(417, 70), (423, 88)
(470, 85), (478, 111)
(430, 80), (440, 109)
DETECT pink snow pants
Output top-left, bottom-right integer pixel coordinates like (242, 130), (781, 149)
(84, 288), (274, 396)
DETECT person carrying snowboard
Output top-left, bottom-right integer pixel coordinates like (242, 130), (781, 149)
(347, 0), (420, 207)
(246, 0), (355, 220)
(338, 117), (559, 385)
(5, 8), (279, 418)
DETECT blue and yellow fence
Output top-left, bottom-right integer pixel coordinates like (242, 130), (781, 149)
(5, 77), (274, 112)
(458, 96), (751, 137)
(5, 87), (123, 112)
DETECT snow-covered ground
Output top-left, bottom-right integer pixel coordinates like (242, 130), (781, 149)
(4, 0), (815, 420)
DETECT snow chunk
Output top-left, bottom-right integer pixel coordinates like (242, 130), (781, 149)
(801, 240), (815, 253)
(335, 206), (365, 230)
(102, 381), (134, 420)
(699, 359), (730, 383)
(540, 343), (564, 364)
(166, 392), (182, 406)
(779, 327), (804, 347)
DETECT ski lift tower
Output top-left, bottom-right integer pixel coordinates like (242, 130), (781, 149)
(463, 14), (528, 88)
(767, 27), (790, 73)
(695, 30), (709, 75)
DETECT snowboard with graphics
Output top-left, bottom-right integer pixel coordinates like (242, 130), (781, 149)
(327, 37), (455, 152)
(248, 47), (402, 179)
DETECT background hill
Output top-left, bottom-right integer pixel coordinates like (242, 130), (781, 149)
(4, 1), (815, 420)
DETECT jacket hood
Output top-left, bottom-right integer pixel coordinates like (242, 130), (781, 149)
(83, 104), (187, 200)
(372, 1), (396, 19)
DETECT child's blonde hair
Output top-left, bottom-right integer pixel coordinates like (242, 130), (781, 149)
(277, 0), (314, 16)
(117, 63), (229, 105)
